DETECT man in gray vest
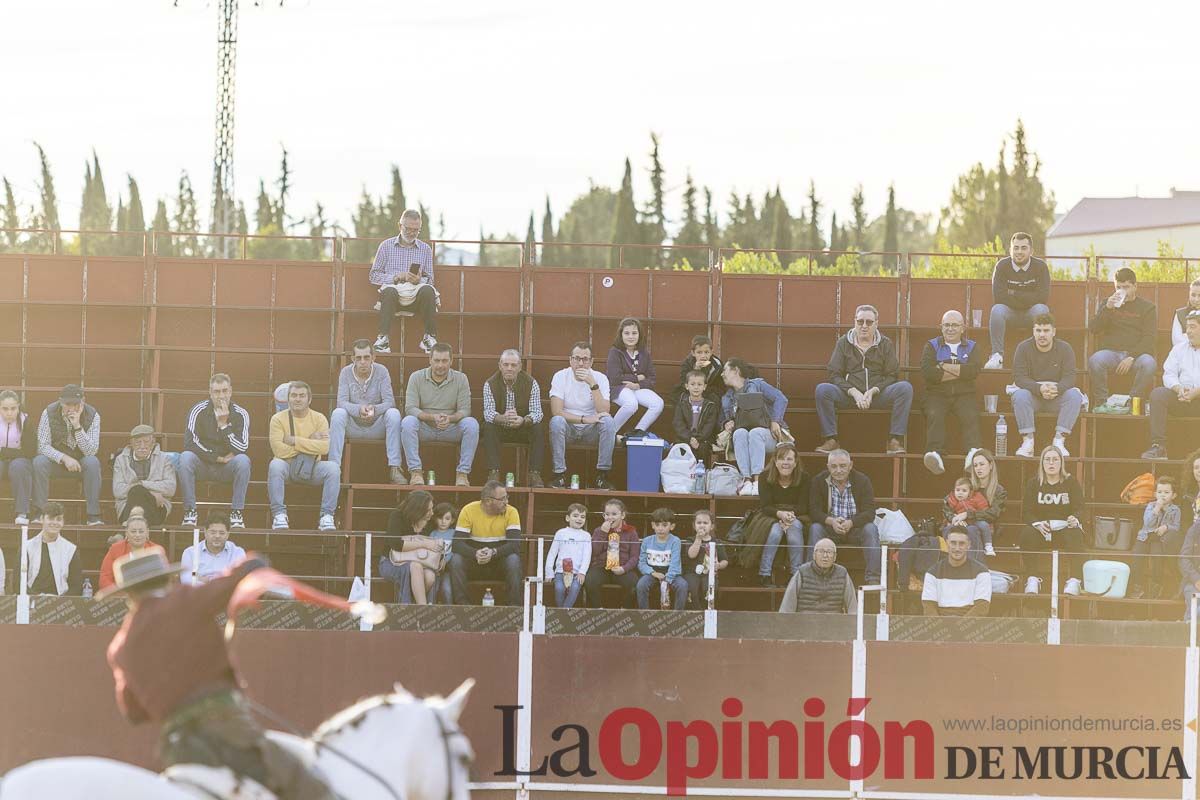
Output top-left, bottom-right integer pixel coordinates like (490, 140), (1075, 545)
(778, 538), (857, 613)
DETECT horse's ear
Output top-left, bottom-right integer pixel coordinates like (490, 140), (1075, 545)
(392, 682), (411, 698)
(443, 678), (475, 722)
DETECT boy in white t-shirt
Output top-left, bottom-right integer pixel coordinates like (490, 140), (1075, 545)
(548, 342), (616, 490)
(544, 503), (593, 608)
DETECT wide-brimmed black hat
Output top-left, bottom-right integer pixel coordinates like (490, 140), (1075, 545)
(95, 550), (183, 600)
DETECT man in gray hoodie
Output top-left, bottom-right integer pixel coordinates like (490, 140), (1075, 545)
(328, 339), (404, 483)
(814, 304), (913, 455)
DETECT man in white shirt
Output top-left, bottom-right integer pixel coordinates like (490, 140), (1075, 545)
(548, 342), (615, 490)
(180, 511), (247, 585)
(1144, 311), (1200, 460)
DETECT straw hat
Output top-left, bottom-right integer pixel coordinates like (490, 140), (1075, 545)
(95, 550), (183, 600)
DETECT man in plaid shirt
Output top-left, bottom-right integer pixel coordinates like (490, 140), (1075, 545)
(370, 208), (439, 355)
(481, 349), (545, 487)
(806, 449), (881, 584)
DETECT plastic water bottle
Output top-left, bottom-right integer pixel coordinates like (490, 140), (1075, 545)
(994, 415), (1008, 457)
(82, 578), (93, 600)
(693, 462), (706, 495)
(482, 588), (495, 607)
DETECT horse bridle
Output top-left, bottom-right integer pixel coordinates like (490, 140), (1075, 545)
(430, 703), (470, 800)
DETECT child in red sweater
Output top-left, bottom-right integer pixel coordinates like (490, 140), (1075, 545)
(942, 476), (994, 556)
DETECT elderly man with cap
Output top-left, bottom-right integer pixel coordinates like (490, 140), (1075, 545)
(32, 383), (103, 525)
(778, 538), (858, 613)
(112, 424), (177, 526)
(101, 551), (338, 799)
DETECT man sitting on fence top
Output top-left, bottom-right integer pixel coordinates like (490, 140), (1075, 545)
(33, 383), (103, 526)
(814, 304), (912, 456)
(921, 525), (991, 617)
(179, 373), (250, 529)
(778, 538), (857, 614)
(1088, 267), (1158, 410)
(402, 342), (478, 487)
(920, 310), (982, 475)
(481, 349), (545, 488)
(984, 231), (1051, 370)
(328, 339), (404, 484)
(1143, 311), (1200, 460)
(370, 208), (439, 355)
(548, 342), (615, 491)
(267, 380), (338, 531)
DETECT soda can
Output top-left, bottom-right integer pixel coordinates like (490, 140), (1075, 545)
(570, 474), (580, 490)
(427, 470), (436, 485)
(505, 472), (515, 488)
(1132, 397), (1143, 416)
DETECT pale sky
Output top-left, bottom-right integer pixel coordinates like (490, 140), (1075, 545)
(3, 0), (1199, 241)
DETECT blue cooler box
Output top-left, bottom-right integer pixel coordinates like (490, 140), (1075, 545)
(626, 436), (666, 492)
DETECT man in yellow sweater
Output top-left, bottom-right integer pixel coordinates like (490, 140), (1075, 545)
(268, 381), (339, 531)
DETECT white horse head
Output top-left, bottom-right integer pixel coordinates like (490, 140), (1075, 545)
(309, 678), (476, 800)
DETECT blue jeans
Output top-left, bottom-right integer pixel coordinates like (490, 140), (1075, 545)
(379, 556), (452, 604)
(32, 454), (101, 518)
(267, 457), (340, 516)
(177, 451), (251, 511)
(635, 574), (689, 610)
(329, 407), (403, 468)
(989, 303), (1050, 356)
(1087, 350), (1157, 404)
(814, 381), (913, 438)
(809, 521), (881, 584)
(549, 415), (617, 473)
(448, 551), (523, 605)
(554, 572), (584, 608)
(732, 427), (775, 478)
(761, 520), (806, 575)
(401, 416), (480, 474)
(1011, 387), (1084, 436)
(0, 458), (32, 517)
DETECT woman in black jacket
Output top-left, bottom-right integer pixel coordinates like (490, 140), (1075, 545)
(0, 390), (35, 525)
(1020, 445), (1085, 596)
(755, 443), (810, 586)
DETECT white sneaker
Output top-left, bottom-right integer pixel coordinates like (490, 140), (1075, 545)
(1064, 577), (1082, 596)
(419, 334), (437, 354)
(318, 513), (336, 531)
(738, 478), (757, 496)
(984, 353), (1003, 370)
(923, 451), (944, 475)
(372, 335), (390, 354)
(1015, 437), (1035, 458)
(1052, 435), (1069, 457)
(272, 512), (289, 530)
(14, 514), (29, 526)
(984, 543), (996, 557)
(1024, 576), (1042, 594)
(964, 448), (980, 469)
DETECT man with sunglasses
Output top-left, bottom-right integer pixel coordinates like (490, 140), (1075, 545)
(815, 304), (912, 455)
(919, 310), (982, 474)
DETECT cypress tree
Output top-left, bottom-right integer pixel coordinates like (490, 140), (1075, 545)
(151, 199), (174, 256)
(770, 190), (792, 266)
(674, 171), (705, 263)
(996, 144), (1010, 240)
(2, 179), (19, 249)
(478, 226), (488, 267)
(540, 196), (556, 265)
(525, 212), (536, 266)
(275, 146), (292, 231)
(829, 211), (840, 254)
(235, 201), (248, 235)
(610, 157), (639, 268)
(33, 143), (61, 253)
(806, 181), (822, 255)
(125, 176), (146, 255)
(173, 172), (200, 257)
(255, 181), (275, 233)
(850, 184), (867, 251)
(702, 187), (718, 255)
(642, 133), (666, 267)
(883, 184), (899, 256)
(384, 166), (406, 226)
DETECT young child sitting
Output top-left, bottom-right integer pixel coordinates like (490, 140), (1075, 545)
(636, 507), (688, 610)
(675, 335), (724, 403)
(1130, 476), (1183, 599)
(585, 498), (640, 608)
(410, 501), (456, 605)
(671, 370), (719, 462)
(544, 503), (593, 608)
(682, 509), (728, 610)
(943, 476), (995, 557)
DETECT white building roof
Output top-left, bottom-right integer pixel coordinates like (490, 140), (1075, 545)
(1047, 190), (1200, 238)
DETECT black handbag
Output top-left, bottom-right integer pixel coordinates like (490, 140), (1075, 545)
(734, 391), (771, 431)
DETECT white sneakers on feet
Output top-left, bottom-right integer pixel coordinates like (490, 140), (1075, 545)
(1064, 577), (1082, 595)
(272, 512), (289, 530)
(419, 334), (437, 354)
(984, 353), (1003, 370)
(1015, 436), (1035, 458)
(14, 514), (29, 526)
(923, 451), (945, 475)
(738, 478), (759, 496)
(984, 543), (996, 557)
(1024, 576), (1042, 594)
(373, 335), (390, 354)
(1052, 435), (1069, 457)
(318, 513), (336, 531)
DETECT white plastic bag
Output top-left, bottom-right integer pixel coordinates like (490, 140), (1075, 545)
(874, 507), (915, 544)
(660, 443), (698, 494)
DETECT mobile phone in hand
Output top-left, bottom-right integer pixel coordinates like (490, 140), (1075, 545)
(409, 262), (422, 276)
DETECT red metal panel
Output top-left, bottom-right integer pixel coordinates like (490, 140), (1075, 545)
(275, 264), (336, 309)
(530, 318), (589, 359)
(83, 349), (146, 389)
(0, 255), (23, 301)
(25, 347), (81, 386)
(592, 270), (649, 319)
(460, 317), (522, 358)
(156, 308), (211, 347)
(1050, 281), (1089, 327)
(215, 309), (271, 350)
(27, 306), (83, 345)
(340, 311), (379, 351)
(531, 270), (589, 315)
(341, 264), (377, 310)
(839, 277), (901, 325)
(435, 266), (464, 312)
(646, 321), (708, 367)
(909, 278), (970, 326)
(649, 271), (709, 319)
(781, 275), (839, 324)
(462, 268), (521, 314)
(781, 329), (838, 367)
(718, 326), (776, 368)
(274, 310), (334, 352)
(84, 307), (145, 346)
(27, 257), (83, 303)
(215, 261), (273, 308)
(154, 259), (214, 305)
(85, 258), (148, 304)
(214, 353), (273, 394)
(719, 274), (778, 323)
(158, 352), (213, 390)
